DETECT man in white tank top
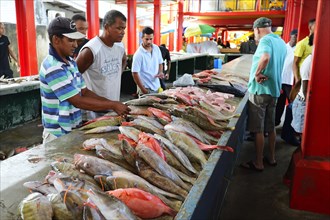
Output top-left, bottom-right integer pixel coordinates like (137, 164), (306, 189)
(76, 10), (130, 119)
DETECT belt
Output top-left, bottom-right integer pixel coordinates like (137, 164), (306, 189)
(297, 95), (305, 102)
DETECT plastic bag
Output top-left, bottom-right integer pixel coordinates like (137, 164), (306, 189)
(173, 73), (195, 87)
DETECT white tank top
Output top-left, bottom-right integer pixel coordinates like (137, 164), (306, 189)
(82, 37), (125, 101)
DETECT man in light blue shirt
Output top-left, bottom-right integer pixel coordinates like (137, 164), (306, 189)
(132, 27), (164, 95)
(241, 17), (286, 171)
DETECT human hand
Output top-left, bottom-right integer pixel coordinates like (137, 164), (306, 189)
(165, 73), (169, 80)
(155, 72), (165, 79)
(16, 64), (20, 72)
(113, 102), (131, 116)
(255, 73), (268, 84)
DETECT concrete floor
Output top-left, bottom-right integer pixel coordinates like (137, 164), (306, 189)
(219, 126), (330, 220)
(1, 100), (329, 219)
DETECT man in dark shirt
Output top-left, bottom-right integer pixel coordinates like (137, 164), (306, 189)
(0, 22), (19, 78)
(71, 14), (89, 59)
(158, 44), (171, 90)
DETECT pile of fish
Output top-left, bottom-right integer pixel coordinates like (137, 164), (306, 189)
(18, 86), (241, 220)
(0, 75), (39, 85)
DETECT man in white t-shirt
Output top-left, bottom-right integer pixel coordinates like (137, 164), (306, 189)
(275, 29), (297, 126)
(76, 10), (130, 119)
(131, 27), (164, 96)
(291, 33), (314, 134)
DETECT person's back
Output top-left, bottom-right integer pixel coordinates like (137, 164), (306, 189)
(248, 33), (286, 97)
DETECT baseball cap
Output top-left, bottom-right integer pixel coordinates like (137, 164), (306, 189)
(290, 29), (298, 35)
(253, 17), (272, 29)
(48, 17), (85, 39)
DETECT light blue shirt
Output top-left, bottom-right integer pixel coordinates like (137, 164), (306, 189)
(248, 33), (287, 97)
(132, 44), (163, 91)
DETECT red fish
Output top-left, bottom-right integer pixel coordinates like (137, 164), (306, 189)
(138, 132), (166, 161)
(107, 188), (177, 219)
(190, 136), (234, 152)
(147, 107), (172, 124)
(118, 134), (137, 147)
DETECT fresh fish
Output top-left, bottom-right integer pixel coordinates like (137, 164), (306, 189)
(162, 148), (192, 176)
(23, 181), (58, 195)
(73, 154), (129, 177)
(136, 158), (188, 200)
(148, 107), (172, 125)
(47, 193), (74, 220)
(127, 105), (153, 117)
(137, 115), (164, 130)
(59, 190), (85, 219)
(138, 132), (166, 160)
(107, 170), (183, 201)
(199, 100), (238, 121)
(86, 189), (137, 220)
(83, 200), (106, 220)
(19, 192), (53, 220)
(84, 126), (119, 134)
(136, 143), (190, 191)
(120, 139), (138, 168)
(94, 175), (113, 191)
(106, 171), (182, 211)
(108, 188), (177, 219)
(82, 115), (116, 126)
(51, 161), (96, 184)
(190, 136), (234, 152)
(197, 83), (245, 97)
(166, 130), (207, 168)
(124, 96), (162, 106)
(129, 118), (165, 135)
(154, 134), (198, 175)
(79, 116), (122, 130)
(119, 126), (140, 142)
(118, 134), (137, 147)
(95, 145), (137, 174)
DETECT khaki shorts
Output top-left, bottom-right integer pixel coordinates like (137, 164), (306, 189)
(248, 93), (277, 133)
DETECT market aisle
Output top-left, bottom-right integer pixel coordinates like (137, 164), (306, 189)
(219, 127), (330, 220)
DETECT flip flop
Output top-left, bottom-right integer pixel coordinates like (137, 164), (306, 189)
(263, 157), (277, 166)
(240, 160), (263, 172)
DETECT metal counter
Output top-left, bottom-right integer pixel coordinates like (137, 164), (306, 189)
(0, 55), (253, 220)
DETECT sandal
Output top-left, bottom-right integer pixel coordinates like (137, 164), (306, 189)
(240, 160), (263, 172)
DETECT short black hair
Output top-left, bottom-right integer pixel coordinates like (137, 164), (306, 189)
(309, 18), (316, 25)
(160, 44), (166, 47)
(142, 27), (154, 36)
(308, 33), (314, 46)
(102, 10), (126, 28)
(71, 14), (86, 22)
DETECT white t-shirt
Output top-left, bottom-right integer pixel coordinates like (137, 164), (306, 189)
(132, 44), (163, 91)
(82, 37), (125, 101)
(281, 43), (295, 85)
(298, 54), (312, 99)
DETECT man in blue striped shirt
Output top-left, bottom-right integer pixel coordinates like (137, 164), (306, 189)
(40, 17), (130, 144)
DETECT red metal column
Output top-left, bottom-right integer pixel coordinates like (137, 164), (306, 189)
(168, 3), (175, 51)
(86, 0), (99, 39)
(154, 0), (161, 45)
(297, 0), (317, 40)
(127, 0), (137, 55)
(176, 0), (183, 52)
(283, 0), (293, 41)
(15, 0), (38, 76)
(290, 0), (330, 215)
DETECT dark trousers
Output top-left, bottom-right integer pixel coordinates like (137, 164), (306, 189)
(275, 84), (292, 126)
(159, 78), (166, 90)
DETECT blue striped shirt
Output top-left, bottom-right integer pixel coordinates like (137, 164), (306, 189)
(39, 44), (86, 137)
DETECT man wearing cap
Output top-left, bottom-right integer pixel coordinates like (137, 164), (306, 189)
(241, 17), (286, 171)
(76, 10), (128, 120)
(275, 29), (298, 126)
(39, 17), (130, 144)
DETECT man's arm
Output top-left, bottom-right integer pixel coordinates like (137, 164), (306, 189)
(76, 48), (94, 73)
(255, 53), (270, 83)
(292, 56), (301, 82)
(8, 46), (20, 71)
(302, 80), (309, 99)
(165, 60), (171, 80)
(68, 88), (130, 115)
(122, 52), (127, 72)
(132, 72), (148, 94)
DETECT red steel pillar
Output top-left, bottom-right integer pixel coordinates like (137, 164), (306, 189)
(86, 0), (99, 39)
(168, 2), (175, 51)
(153, 0), (161, 45)
(127, 0), (137, 55)
(282, 0), (293, 41)
(15, 0), (38, 76)
(297, 0), (317, 41)
(176, 0), (183, 52)
(290, 0), (330, 215)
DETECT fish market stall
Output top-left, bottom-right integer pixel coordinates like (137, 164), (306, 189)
(0, 76), (40, 131)
(0, 55), (253, 220)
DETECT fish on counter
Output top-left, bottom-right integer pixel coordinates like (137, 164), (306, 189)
(19, 192), (53, 220)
